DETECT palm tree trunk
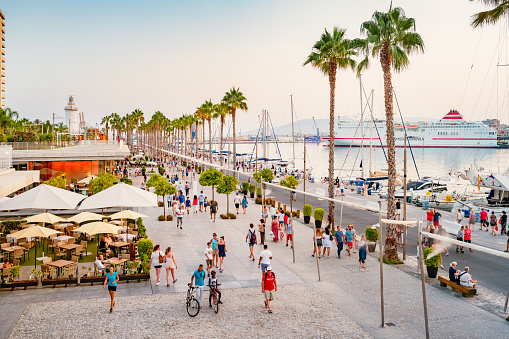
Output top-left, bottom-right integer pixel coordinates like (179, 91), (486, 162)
(208, 118), (212, 164)
(202, 119), (205, 162)
(220, 116), (224, 167)
(381, 46), (398, 260)
(328, 65), (337, 229)
(232, 109), (237, 176)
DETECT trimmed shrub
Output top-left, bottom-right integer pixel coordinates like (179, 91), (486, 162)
(166, 215), (173, 221)
(158, 215), (165, 221)
(365, 226), (379, 242)
(137, 239), (153, 257)
(256, 187), (262, 197)
(1, 220), (26, 234)
(248, 185), (256, 193)
(423, 247), (441, 268)
(255, 197), (262, 205)
(242, 182), (249, 191)
(220, 213), (237, 219)
(157, 202), (164, 207)
(314, 208), (324, 221)
(303, 204), (313, 217)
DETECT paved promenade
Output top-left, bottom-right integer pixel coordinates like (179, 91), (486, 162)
(2, 168), (508, 338)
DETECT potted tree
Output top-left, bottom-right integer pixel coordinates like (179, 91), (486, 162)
(242, 182), (249, 195)
(256, 187), (262, 198)
(248, 185), (256, 198)
(365, 226), (378, 252)
(314, 208), (324, 228)
(303, 204), (313, 224)
(423, 247), (441, 279)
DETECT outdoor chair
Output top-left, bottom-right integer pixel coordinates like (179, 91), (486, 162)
(94, 263), (105, 276)
(42, 257), (52, 264)
(0, 236), (7, 243)
(12, 259), (20, 266)
(80, 240), (92, 257)
(71, 255), (79, 263)
(1, 243), (10, 249)
(46, 238), (55, 252)
(56, 241), (65, 248)
(53, 248), (65, 261)
(67, 238), (75, 245)
(41, 264), (51, 279)
(73, 245), (83, 259)
(2, 267), (12, 281)
(17, 239), (26, 246)
(13, 250), (23, 263)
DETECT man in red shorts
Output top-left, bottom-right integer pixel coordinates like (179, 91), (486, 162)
(433, 209), (441, 227)
(286, 219), (293, 247)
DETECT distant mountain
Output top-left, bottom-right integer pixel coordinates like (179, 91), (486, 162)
(242, 116), (438, 136)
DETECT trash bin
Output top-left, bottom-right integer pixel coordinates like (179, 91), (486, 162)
(423, 201), (429, 210)
(368, 189), (372, 195)
(356, 187), (362, 194)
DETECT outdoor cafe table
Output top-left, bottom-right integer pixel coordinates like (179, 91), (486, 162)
(53, 235), (73, 242)
(54, 223), (73, 230)
(47, 259), (73, 277)
(59, 243), (79, 260)
(102, 258), (128, 274)
(2, 245), (25, 261)
(110, 241), (129, 255)
(115, 233), (135, 241)
(109, 220), (123, 226)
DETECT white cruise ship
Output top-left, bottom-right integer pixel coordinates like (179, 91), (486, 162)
(324, 110), (497, 148)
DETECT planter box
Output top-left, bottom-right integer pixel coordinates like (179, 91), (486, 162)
(42, 278), (78, 288)
(367, 243), (377, 253)
(1, 280), (38, 291)
(119, 273), (150, 283)
(315, 220), (322, 228)
(250, 193), (255, 198)
(426, 266), (439, 279)
(304, 216), (311, 224)
(80, 276), (105, 286)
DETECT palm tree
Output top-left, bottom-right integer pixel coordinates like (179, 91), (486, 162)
(222, 88), (248, 174)
(131, 108), (144, 149)
(198, 100), (214, 161)
(304, 27), (360, 228)
(358, 6), (424, 260)
(110, 113), (121, 142)
(213, 102), (229, 167)
(471, 0), (509, 27)
(101, 114), (111, 140)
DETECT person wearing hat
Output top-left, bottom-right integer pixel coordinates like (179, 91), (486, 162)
(261, 266), (277, 314)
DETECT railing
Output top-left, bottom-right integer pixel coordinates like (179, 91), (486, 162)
(0, 141), (78, 150)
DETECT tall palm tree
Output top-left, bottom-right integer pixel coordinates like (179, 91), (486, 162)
(470, 0), (509, 27)
(304, 27), (360, 228)
(358, 6), (424, 260)
(101, 114), (111, 140)
(213, 102), (229, 167)
(198, 100), (214, 161)
(222, 88), (248, 174)
(110, 113), (121, 142)
(131, 108), (144, 149)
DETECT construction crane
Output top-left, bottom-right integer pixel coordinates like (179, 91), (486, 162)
(308, 117), (321, 142)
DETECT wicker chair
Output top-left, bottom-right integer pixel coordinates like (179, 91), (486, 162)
(53, 248), (65, 261)
(41, 264), (51, 279)
(13, 250), (23, 263)
(67, 238), (76, 245)
(46, 238), (55, 253)
(42, 257), (52, 265)
(71, 255), (79, 263)
(2, 267), (12, 281)
(1, 243), (10, 249)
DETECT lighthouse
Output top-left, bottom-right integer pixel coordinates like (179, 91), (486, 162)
(64, 95), (79, 135)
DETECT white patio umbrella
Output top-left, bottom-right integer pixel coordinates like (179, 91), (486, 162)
(67, 212), (104, 224)
(77, 175), (97, 185)
(26, 212), (66, 225)
(73, 222), (122, 236)
(0, 184), (86, 211)
(79, 183), (157, 210)
(108, 210), (148, 220)
(10, 225), (62, 268)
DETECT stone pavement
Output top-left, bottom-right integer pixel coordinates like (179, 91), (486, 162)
(2, 165), (508, 338)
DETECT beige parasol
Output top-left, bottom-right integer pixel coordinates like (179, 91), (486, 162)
(67, 212), (104, 224)
(73, 222), (122, 236)
(26, 212), (66, 225)
(108, 210), (148, 220)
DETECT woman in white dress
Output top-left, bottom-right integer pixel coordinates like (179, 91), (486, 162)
(322, 226), (332, 257)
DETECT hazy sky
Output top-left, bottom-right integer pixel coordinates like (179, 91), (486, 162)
(1, 0), (507, 132)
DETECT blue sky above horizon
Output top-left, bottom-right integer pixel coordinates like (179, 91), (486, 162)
(1, 0), (507, 131)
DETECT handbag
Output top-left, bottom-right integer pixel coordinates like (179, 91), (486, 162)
(496, 225), (499, 231)
(224, 246), (227, 252)
(158, 252), (164, 264)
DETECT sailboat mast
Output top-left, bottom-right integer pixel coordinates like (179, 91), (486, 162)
(360, 76), (364, 178)
(291, 95), (295, 168)
(370, 89), (374, 176)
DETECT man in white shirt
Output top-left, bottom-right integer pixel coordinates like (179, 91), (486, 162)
(94, 255), (105, 274)
(205, 242), (213, 277)
(459, 266), (477, 288)
(176, 206), (184, 229)
(258, 245), (273, 272)
(269, 205), (276, 220)
(198, 191), (205, 212)
(177, 182), (184, 193)
(234, 193), (241, 214)
(340, 182), (345, 196)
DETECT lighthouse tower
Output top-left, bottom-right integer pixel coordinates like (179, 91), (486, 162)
(64, 95), (79, 135)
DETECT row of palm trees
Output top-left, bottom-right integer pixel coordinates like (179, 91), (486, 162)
(100, 88), (248, 167)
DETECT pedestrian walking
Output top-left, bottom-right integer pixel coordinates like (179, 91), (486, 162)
(185, 181), (190, 196)
(464, 226), (473, 252)
(176, 205), (184, 229)
(258, 244), (272, 272)
(190, 264), (206, 305)
(312, 228), (322, 258)
(286, 219), (293, 248)
(358, 235), (367, 269)
(322, 226), (332, 257)
(185, 196), (191, 214)
(433, 209), (441, 227)
(262, 205), (268, 223)
(269, 204), (276, 220)
(246, 223), (257, 261)
(271, 216), (279, 242)
(210, 233), (219, 268)
(218, 236), (226, 272)
(501, 211), (507, 235)
(149, 244), (164, 286)
(262, 266), (277, 314)
(210, 200), (218, 222)
(480, 208), (488, 231)
(103, 266), (119, 313)
(456, 226), (465, 253)
(469, 208), (476, 232)
(241, 195), (248, 214)
(437, 225), (449, 257)
(198, 191), (205, 212)
(334, 225), (344, 259)
(234, 193), (241, 214)
(396, 199), (401, 220)
(192, 195), (198, 213)
(258, 219), (266, 245)
(203, 197), (208, 212)
(426, 208), (433, 229)
(345, 224), (355, 256)
(456, 209), (463, 225)
(490, 211), (497, 236)
(164, 247), (177, 286)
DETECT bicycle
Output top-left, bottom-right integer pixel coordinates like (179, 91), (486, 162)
(186, 283), (200, 317)
(208, 283), (222, 314)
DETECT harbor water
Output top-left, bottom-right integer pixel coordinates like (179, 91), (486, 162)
(233, 142), (509, 180)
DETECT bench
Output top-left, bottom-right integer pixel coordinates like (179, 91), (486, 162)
(438, 276), (476, 297)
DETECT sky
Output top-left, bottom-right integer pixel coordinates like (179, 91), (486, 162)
(1, 0), (508, 132)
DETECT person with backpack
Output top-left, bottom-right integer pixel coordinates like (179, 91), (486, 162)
(210, 200), (218, 222)
(241, 195), (248, 214)
(246, 223), (257, 261)
(262, 266), (277, 314)
(149, 244), (164, 286)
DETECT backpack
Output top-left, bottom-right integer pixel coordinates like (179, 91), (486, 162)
(249, 229), (257, 244)
(456, 271), (467, 285)
(158, 251), (165, 264)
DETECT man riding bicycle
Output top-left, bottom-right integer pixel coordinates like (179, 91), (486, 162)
(208, 270), (222, 306)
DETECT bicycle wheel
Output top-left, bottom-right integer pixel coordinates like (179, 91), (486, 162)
(186, 298), (200, 317)
(212, 293), (219, 314)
